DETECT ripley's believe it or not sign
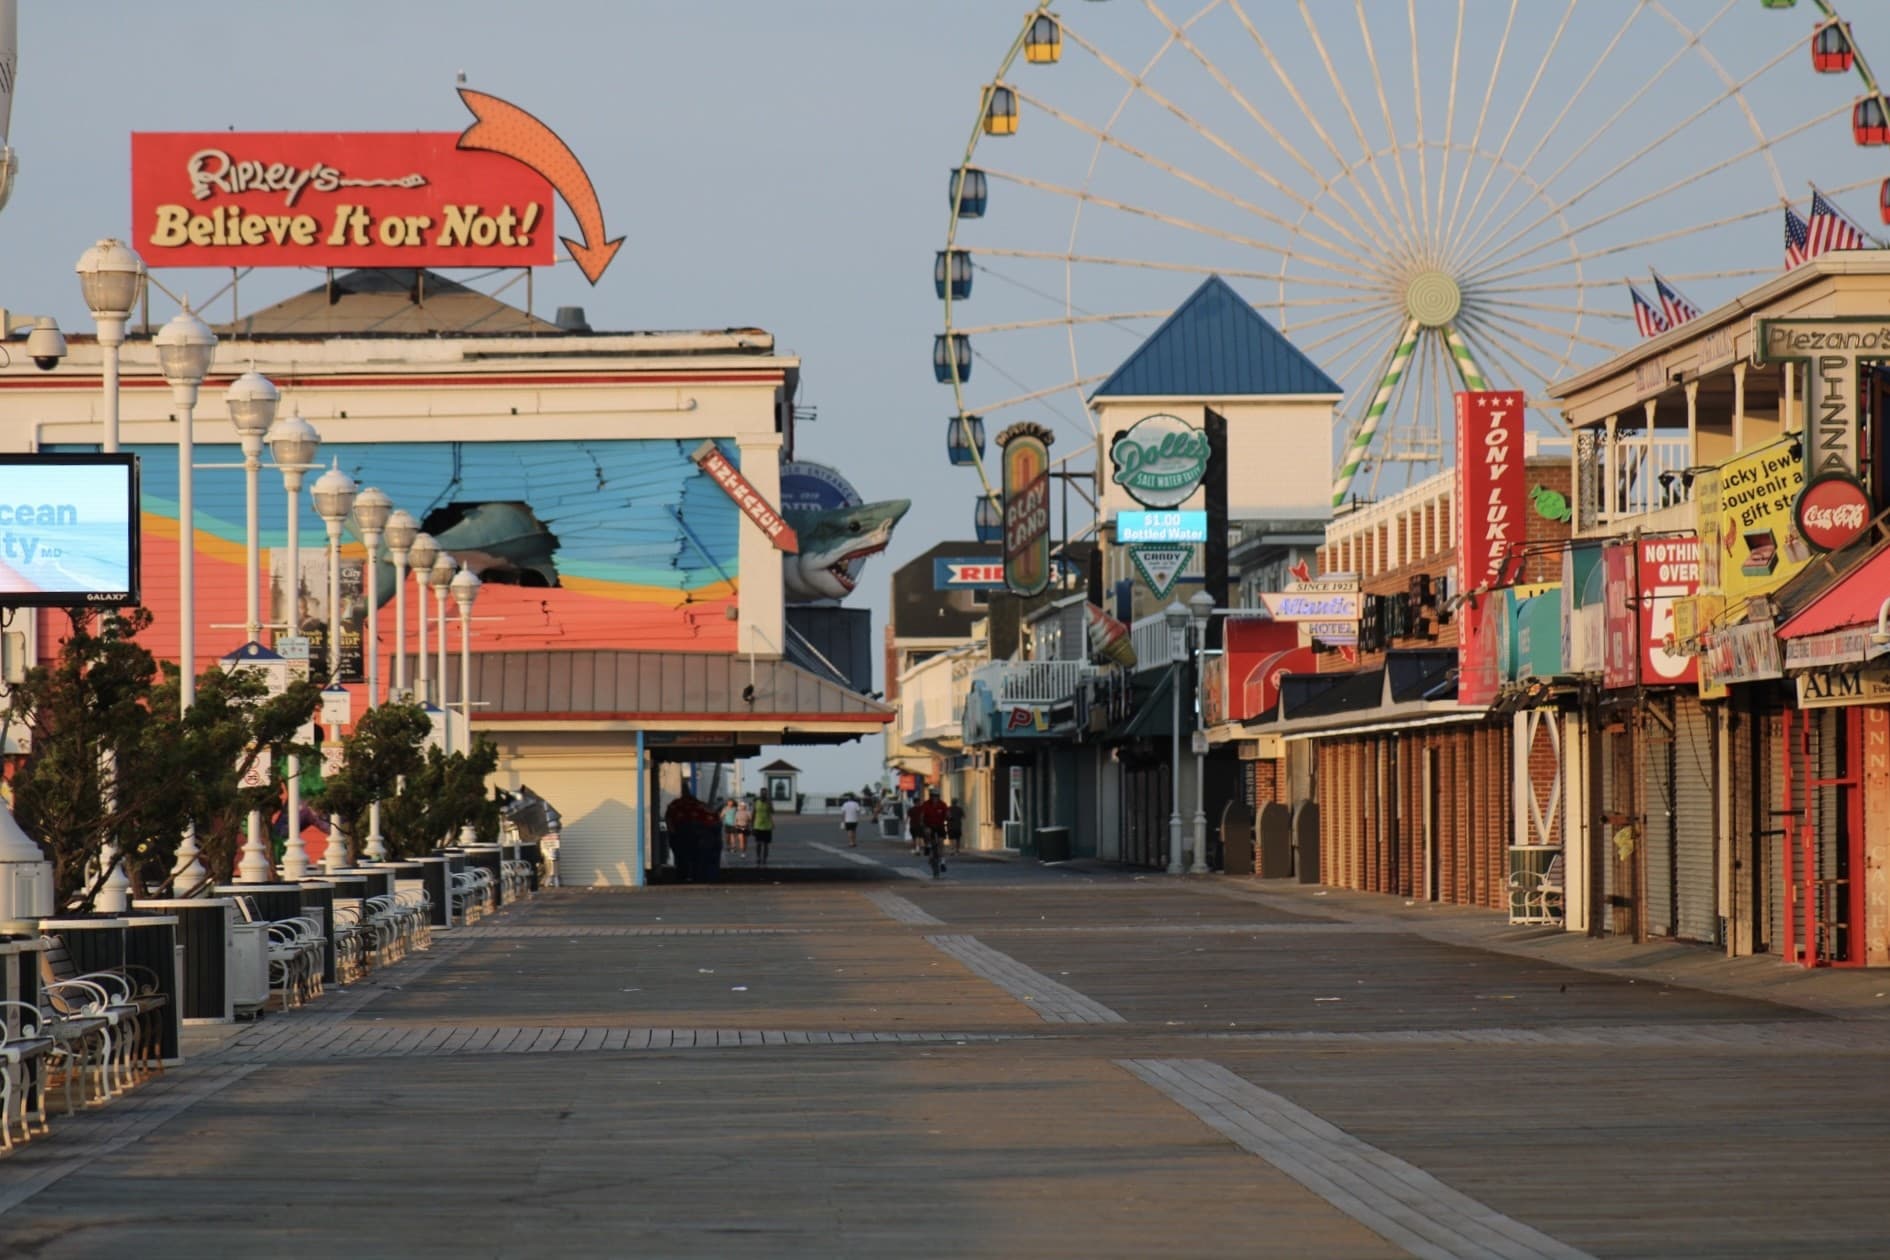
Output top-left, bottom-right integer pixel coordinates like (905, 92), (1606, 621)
(131, 90), (624, 283)
(999, 423), (1054, 597)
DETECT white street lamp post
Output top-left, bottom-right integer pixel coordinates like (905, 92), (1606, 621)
(1188, 590), (1214, 876)
(71, 242), (145, 912)
(311, 461), (358, 873)
(153, 305), (217, 906)
(220, 368), (279, 888)
(452, 567), (482, 844)
(76, 239), (145, 455)
(407, 532), (438, 706)
(351, 488), (392, 860)
(383, 511), (419, 701)
(428, 554), (457, 752)
(1163, 601), (1189, 876)
(267, 415), (321, 880)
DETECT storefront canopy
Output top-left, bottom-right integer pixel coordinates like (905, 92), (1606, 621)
(1776, 538), (1890, 640)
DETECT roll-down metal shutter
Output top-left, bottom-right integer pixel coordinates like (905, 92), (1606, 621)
(1672, 697), (1717, 943)
(1644, 703), (1675, 938)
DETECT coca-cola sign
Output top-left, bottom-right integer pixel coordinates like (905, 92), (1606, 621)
(1794, 473), (1872, 553)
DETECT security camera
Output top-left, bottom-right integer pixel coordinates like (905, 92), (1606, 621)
(23, 316), (66, 371)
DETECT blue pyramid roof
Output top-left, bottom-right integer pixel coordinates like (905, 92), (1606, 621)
(1091, 275), (1342, 400)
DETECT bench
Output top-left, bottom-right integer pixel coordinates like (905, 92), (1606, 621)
(40, 935), (168, 1094)
(448, 869), (494, 924)
(329, 903), (372, 984)
(501, 859), (534, 904)
(1509, 851), (1567, 924)
(0, 1002), (56, 1149)
(231, 898), (326, 1010)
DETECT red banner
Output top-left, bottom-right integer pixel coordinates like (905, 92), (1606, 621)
(1454, 390), (1526, 707)
(130, 132), (554, 268)
(691, 442), (799, 554)
(1602, 542), (1639, 690)
(1638, 535), (1700, 686)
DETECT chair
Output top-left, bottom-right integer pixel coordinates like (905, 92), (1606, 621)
(0, 1001), (55, 1148)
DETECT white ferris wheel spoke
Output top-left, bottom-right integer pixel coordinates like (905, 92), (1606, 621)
(1455, 317), (1571, 433)
(1313, 312), (1407, 389)
(1471, 296), (1633, 325)
(1352, 0), (1424, 258)
(982, 168), (1390, 288)
(963, 374), (1114, 422)
(1224, 0), (1408, 251)
(1407, 0), (1435, 249)
(1473, 306), (1621, 356)
(952, 311), (1168, 337)
(1455, 3), (1791, 278)
(1131, 3), (1384, 261)
(1443, 0), (1521, 250)
(1449, 0), (1580, 265)
(1431, 0), (1465, 237)
(1011, 86), (1382, 273)
(1442, 1), (1652, 269)
(970, 348), (1092, 433)
(1457, 310), (1577, 399)
(1282, 294), (1405, 341)
(1298, 0), (1422, 262)
(1467, 120), (1848, 290)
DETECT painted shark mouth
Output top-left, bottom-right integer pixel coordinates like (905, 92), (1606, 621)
(827, 539), (889, 593)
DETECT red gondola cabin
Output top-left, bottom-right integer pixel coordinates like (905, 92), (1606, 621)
(1813, 22), (1854, 74)
(1853, 95), (1889, 145)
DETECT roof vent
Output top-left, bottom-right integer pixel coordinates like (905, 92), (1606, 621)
(554, 305), (591, 333)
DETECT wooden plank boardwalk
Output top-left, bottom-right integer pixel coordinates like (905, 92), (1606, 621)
(1, 816), (1886, 1257)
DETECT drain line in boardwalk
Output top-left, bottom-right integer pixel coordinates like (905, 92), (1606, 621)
(861, 889), (944, 925)
(1122, 1059), (1594, 1260)
(924, 934), (1124, 1024)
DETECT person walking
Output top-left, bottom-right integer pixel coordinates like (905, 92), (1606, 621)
(917, 789), (952, 877)
(720, 797), (740, 855)
(840, 794), (863, 847)
(733, 795), (754, 860)
(946, 798), (965, 854)
(752, 793), (774, 868)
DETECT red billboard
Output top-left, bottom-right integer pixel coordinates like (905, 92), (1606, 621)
(130, 132), (555, 269)
(1638, 535), (1700, 686)
(1454, 390), (1526, 707)
(1602, 542), (1639, 690)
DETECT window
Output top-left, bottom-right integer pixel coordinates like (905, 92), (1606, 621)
(770, 779), (790, 801)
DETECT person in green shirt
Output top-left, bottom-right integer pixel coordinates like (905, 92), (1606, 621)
(751, 794), (775, 868)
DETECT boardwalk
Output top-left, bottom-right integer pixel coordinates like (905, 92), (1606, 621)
(2, 816), (1887, 1258)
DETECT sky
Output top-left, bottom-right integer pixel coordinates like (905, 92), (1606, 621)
(5, 1), (1880, 792)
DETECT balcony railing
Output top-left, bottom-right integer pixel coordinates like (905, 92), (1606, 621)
(970, 658), (1097, 703)
(1592, 431), (1692, 525)
(897, 649), (984, 745)
(1130, 613), (1184, 672)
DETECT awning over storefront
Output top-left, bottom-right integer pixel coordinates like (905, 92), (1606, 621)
(1109, 668), (1175, 742)
(471, 649), (893, 746)
(1776, 539), (1890, 641)
(1250, 649), (1480, 740)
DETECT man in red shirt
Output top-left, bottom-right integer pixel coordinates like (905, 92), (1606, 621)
(917, 789), (952, 875)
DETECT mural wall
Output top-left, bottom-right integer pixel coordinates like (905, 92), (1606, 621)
(74, 437), (742, 673)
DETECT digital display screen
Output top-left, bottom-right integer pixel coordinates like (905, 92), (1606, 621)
(0, 454), (140, 606)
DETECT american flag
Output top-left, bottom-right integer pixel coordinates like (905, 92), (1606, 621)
(1629, 284), (1668, 338)
(1784, 205), (1811, 270)
(1651, 272), (1700, 327)
(1807, 188), (1868, 257)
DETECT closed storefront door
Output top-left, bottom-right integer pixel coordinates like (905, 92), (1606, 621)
(518, 761), (641, 887)
(1672, 698), (1718, 943)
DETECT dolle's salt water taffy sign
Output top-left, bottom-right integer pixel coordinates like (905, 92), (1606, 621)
(131, 88), (623, 283)
(1110, 414), (1209, 509)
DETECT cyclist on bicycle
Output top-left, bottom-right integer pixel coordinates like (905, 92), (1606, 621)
(917, 789), (952, 877)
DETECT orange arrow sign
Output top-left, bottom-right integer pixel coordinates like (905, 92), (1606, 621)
(456, 88), (623, 285)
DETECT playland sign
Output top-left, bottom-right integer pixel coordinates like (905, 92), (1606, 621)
(130, 91), (626, 282)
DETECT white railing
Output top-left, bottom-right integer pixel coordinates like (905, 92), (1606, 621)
(1130, 613), (1182, 672)
(970, 658), (1097, 703)
(1597, 432), (1692, 524)
(898, 648), (984, 745)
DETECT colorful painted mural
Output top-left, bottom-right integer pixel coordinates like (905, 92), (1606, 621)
(80, 437), (742, 675)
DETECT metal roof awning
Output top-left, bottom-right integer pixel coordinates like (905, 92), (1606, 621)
(470, 649), (892, 744)
(1776, 538), (1890, 640)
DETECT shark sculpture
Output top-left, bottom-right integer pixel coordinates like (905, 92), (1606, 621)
(782, 498), (911, 603)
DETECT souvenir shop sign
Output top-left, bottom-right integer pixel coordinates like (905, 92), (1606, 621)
(1692, 435), (1809, 604)
(1796, 663), (1890, 709)
(1784, 626), (1890, 669)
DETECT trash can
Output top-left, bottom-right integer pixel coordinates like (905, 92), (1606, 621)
(1036, 826), (1071, 863)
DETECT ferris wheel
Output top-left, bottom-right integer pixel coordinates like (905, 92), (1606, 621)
(937, 0), (1890, 532)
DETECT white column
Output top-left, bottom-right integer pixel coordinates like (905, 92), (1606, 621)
(325, 522), (346, 873)
(436, 587), (450, 752)
(93, 325), (130, 912)
(229, 442), (267, 886)
(416, 578), (430, 704)
(362, 531), (385, 860)
(393, 555), (409, 697)
(279, 488), (308, 882)
(1167, 657), (1184, 875)
(1732, 361), (1748, 454)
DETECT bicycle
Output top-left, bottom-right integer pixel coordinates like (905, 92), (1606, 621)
(922, 826), (945, 879)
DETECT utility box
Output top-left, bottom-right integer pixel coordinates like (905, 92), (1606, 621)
(1036, 826), (1071, 863)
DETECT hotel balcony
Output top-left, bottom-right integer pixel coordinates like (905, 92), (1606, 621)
(897, 647), (985, 747)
